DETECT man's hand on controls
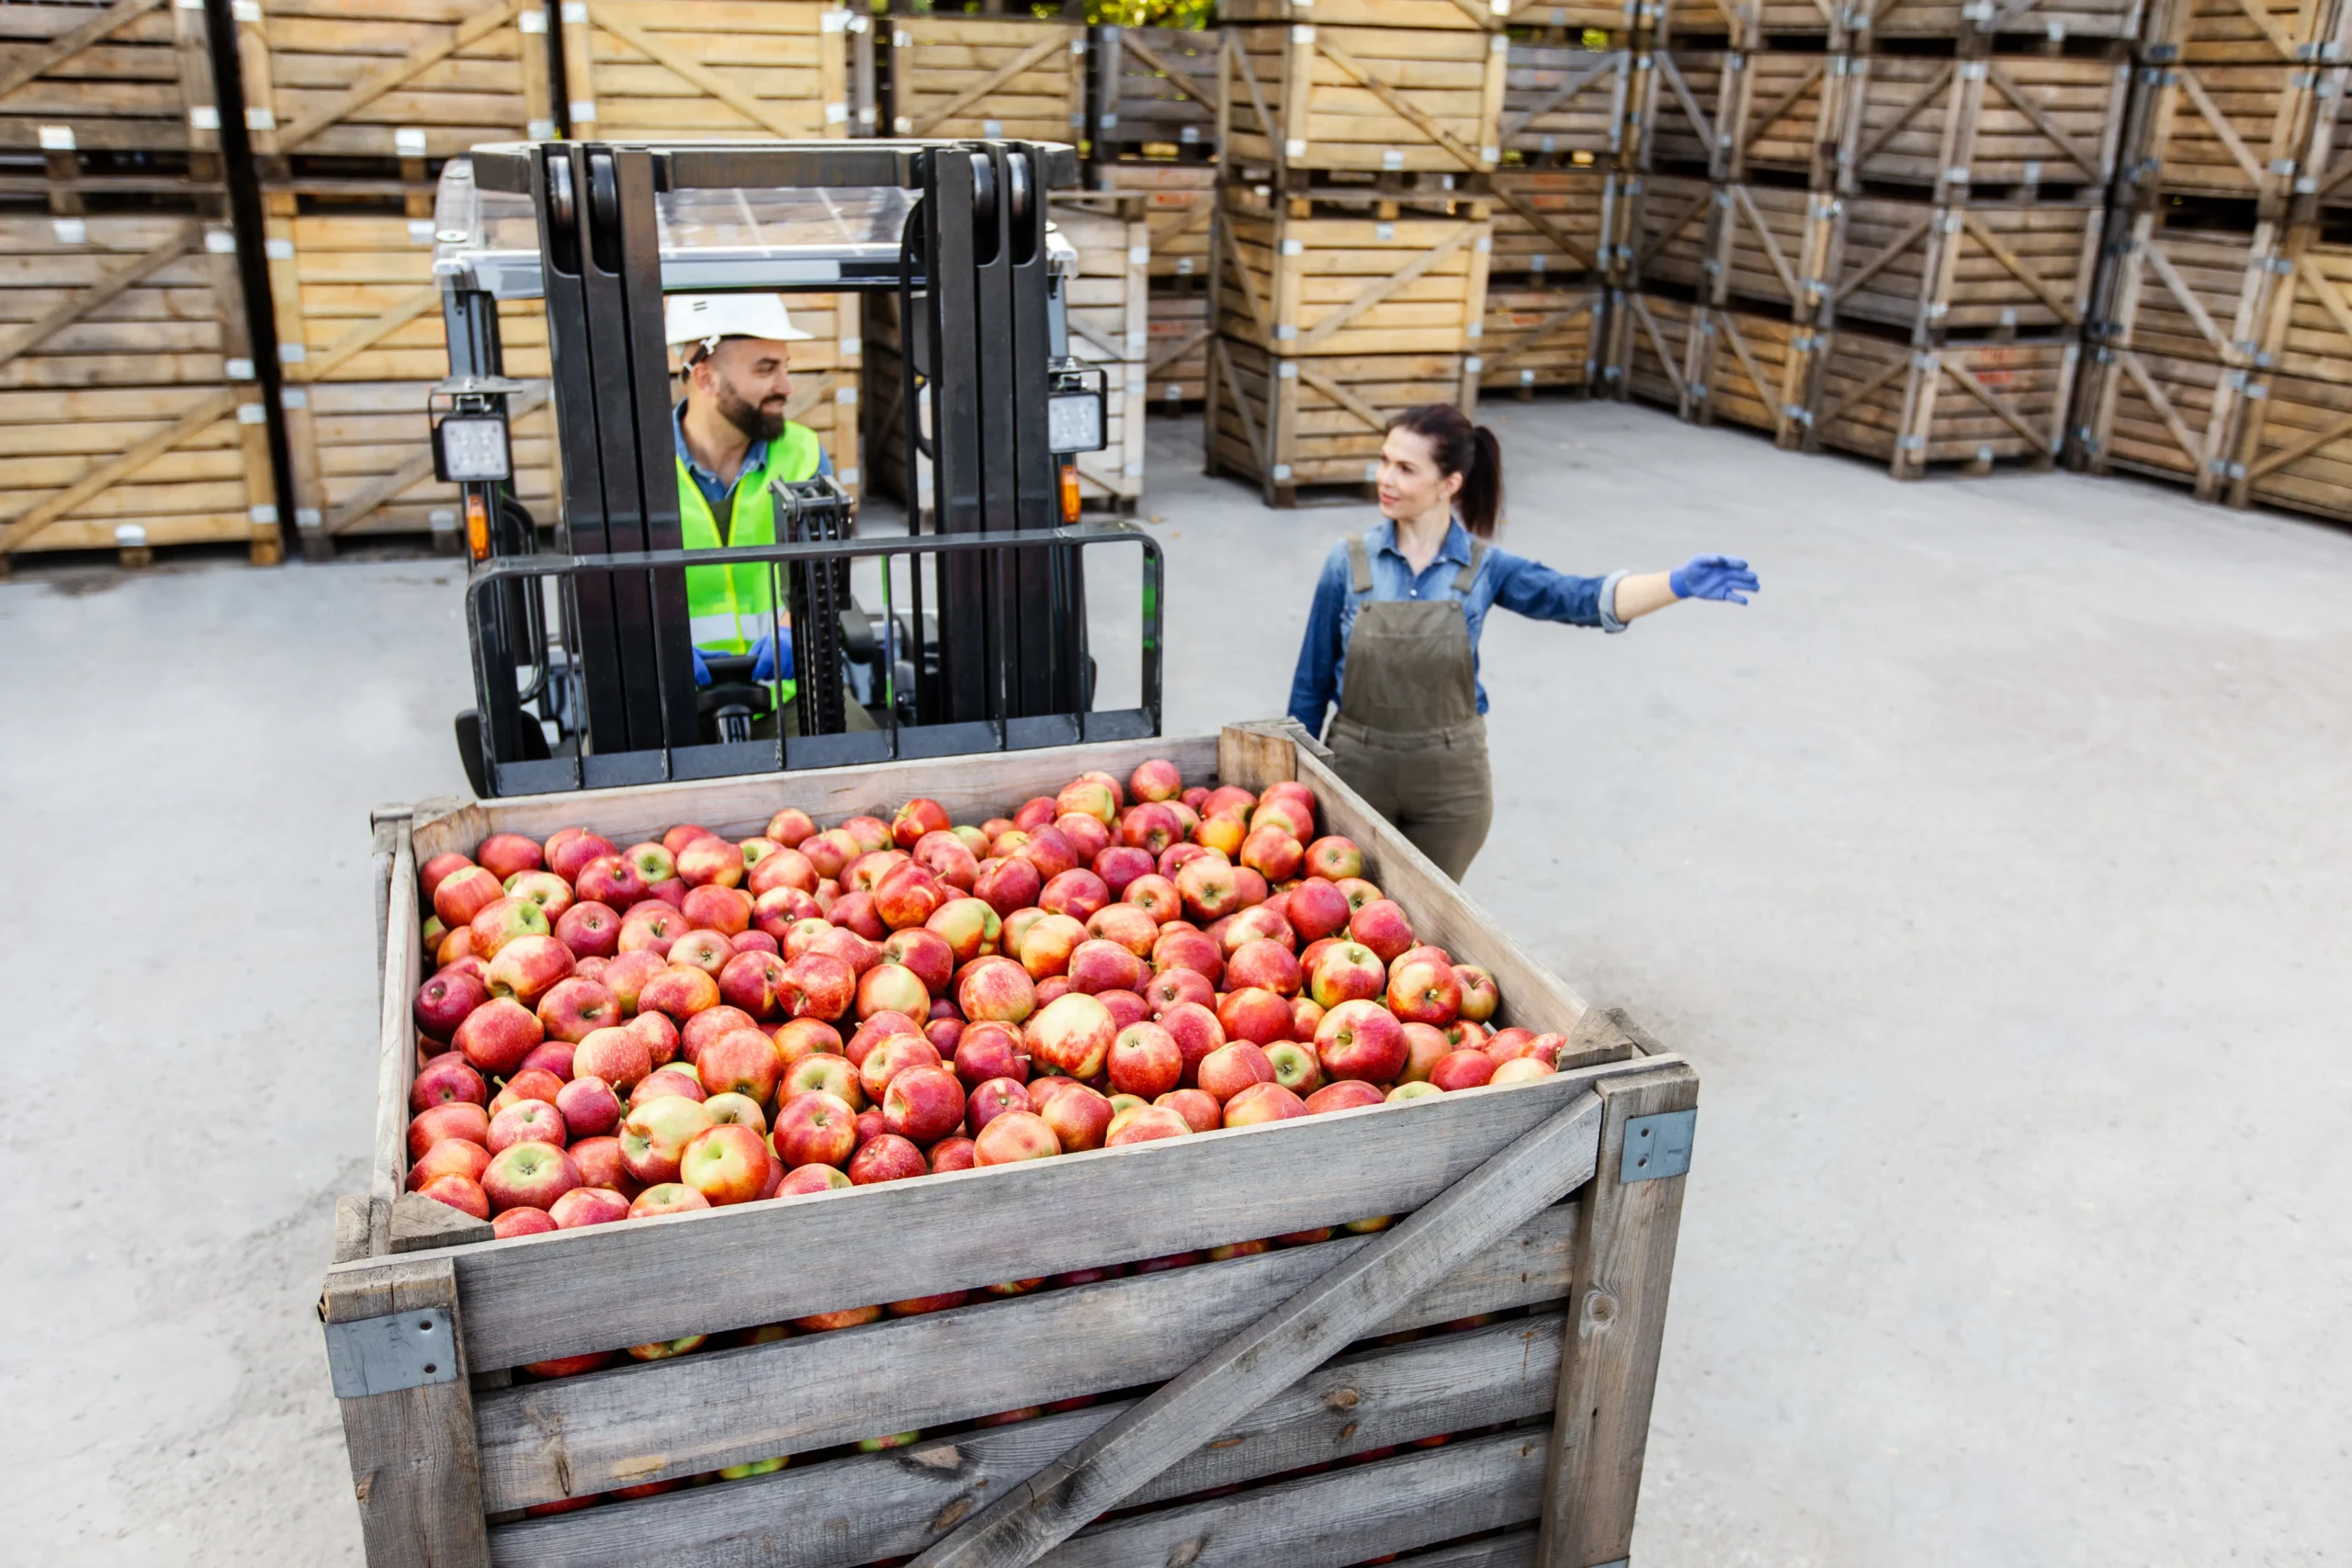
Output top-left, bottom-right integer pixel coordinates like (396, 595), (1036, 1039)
(751, 634), (793, 684)
(1669, 555), (1759, 604)
(692, 647), (712, 687)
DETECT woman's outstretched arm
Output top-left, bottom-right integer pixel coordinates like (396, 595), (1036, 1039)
(1611, 555), (1759, 623)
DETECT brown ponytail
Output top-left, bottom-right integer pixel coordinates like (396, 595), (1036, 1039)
(1386, 404), (1505, 538)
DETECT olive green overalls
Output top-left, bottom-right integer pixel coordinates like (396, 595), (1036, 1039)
(1324, 534), (1494, 881)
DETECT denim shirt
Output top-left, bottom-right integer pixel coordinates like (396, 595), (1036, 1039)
(1286, 519), (1627, 737)
(673, 399), (832, 512)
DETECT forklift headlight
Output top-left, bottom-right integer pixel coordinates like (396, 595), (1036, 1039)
(1046, 388), (1105, 455)
(434, 414), (514, 483)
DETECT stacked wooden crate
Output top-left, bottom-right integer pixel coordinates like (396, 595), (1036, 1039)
(1614, 0), (2129, 477)
(1051, 190), (1151, 513)
(882, 10), (1086, 141)
(1208, 0), (1507, 503)
(1090, 25), (1220, 414)
(0, 1), (280, 570)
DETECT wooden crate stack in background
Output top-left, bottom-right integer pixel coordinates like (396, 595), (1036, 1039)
(0, 1), (279, 570)
(1051, 189), (1150, 513)
(1610, 0), (2129, 478)
(1208, 0), (1508, 503)
(1089, 22), (1219, 415)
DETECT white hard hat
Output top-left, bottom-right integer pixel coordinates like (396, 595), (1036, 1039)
(664, 293), (813, 356)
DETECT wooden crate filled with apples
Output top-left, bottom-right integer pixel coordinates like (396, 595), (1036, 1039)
(327, 724), (1698, 1568)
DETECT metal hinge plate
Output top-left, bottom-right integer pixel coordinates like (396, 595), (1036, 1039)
(1621, 1110), (1696, 1183)
(323, 1310), (462, 1398)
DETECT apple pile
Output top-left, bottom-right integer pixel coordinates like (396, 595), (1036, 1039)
(407, 760), (1577, 1242)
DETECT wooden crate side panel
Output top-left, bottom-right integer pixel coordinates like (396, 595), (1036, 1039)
(1834, 199), (2100, 335)
(1716, 181), (1818, 315)
(1617, 289), (1702, 411)
(1500, 43), (1631, 161)
(1214, 339), (1471, 483)
(1225, 0), (1510, 26)
(490, 1318), (1565, 1566)
(2105, 219), (2278, 364)
(1724, 50), (1841, 181)
(1217, 203), (1490, 357)
(569, 0), (846, 143)
(0, 384), (275, 555)
(2265, 242), (2352, 385)
(890, 16), (1083, 141)
(1099, 25), (1218, 154)
(1221, 23), (1506, 175)
(2146, 0), (2335, 62)
(2141, 63), (2314, 203)
(0, 215), (251, 391)
(1927, 341), (2075, 460)
(257, 0), (556, 157)
(473, 1211), (1580, 1510)
(1867, 0), (2145, 38)
(1643, 50), (1727, 173)
(1481, 283), (1603, 388)
(1148, 289), (1211, 401)
(2237, 370), (2352, 518)
(0, 0), (219, 152)
(1489, 168), (1614, 279)
(1810, 329), (1917, 460)
(1699, 305), (1803, 436)
(1629, 173), (1716, 295)
(2083, 346), (2242, 482)
(1843, 57), (2127, 191)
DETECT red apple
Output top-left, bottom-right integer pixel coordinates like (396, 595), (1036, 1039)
(925, 897), (1001, 964)
(530, 976), (616, 1044)
(1308, 941), (1387, 1010)
(973, 1110), (1060, 1166)
(1159, 1001), (1225, 1083)
(620, 1095), (717, 1185)
(1220, 903), (1295, 956)
(419, 1173), (491, 1221)
(1065, 938), (1145, 996)
(765, 807), (817, 847)
(420, 852), (477, 901)
(1038, 1083), (1114, 1151)
(1347, 898), (1416, 964)
(487, 934), (573, 1009)
(672, 838), (740, 890)
(1098, 988), (1150, 1032)
(639, 964), (722, 1021)
(703, 1089), (765, 1133)
(632, 1068), (705, 1105)
(785, 1054), (863, 1109)
(547, 900), (616, 960)
(928, 1136), (978, 1172)
(556, 1076), (623, 1138)
(1285, 878), (1352, 942)
(777, 1163), (853, 1195)
(956, 957), (1035, 1025)
(873, 860), (948, 931)
(407, 1137), (491, 1192)
(1039, 868), (1111, 924)
(1223, 1081), (1307, 1128)
(1054, 813), (1112, 864)
(1263, 1040), (1323, 1096)
(492, 1205), (557, 1238)
(1016, 913), (1088, 979)
(1122, 874), (1182, 924)
(1025, 991), (1116, 1081)
(573, 1025), (652, 1091)
(911, 829), (978, 892)
(855, 962), (930, 1021)
(1142, 966), (1216, 1017)
(469, 896), (548, 961)
(1305, 1079), (1385, 1114)
(488, 1099), (569, 1155)
(433, 864), (504, 930)
(481, 1140), (580, 1213)
(1226, 939), (1302, 997)
(778, 952), (857, 1021)
(1216, 987), (1294, 1047)
(966, 1077), (1034, 1135)
(1196, 1041), (1276, 1102)
(772, 1089), (860, 1168)
(629, 1182), (712, 1218)
(1291, 995), (1326, 1043)
(1491, 1057), (1556, 1085)
(454, 998), (543, 1078)
(1239, 826), (1304, 883)
(859, 1034), (944, 1104)
(575, 855), (648, 909)
(1129, 758), (1182, 802)
(679, 1122), (769, 1204)
(847, 1011), (922, 1066)
(1084, 902), (1157, 959)
(881, 928), (956, 994)
(414, 970), (489, 1042)
(569, 1136), (631, 1195)
(954, 1021), (1029, 1089)
(1092, 845), (1155, 900)
(1174, 856), (1239, 922)
(549, 1187), (631, 1228)
(1155, 1087), (1222, 1133)
(1430, 1049), (1498, 1091)
(544, 830), (615, 884)
(972, 855), (1043, 919)
(1316, 1000), (1408, 1084)
(1385, 953), (1462, 1024)
(849, 1133), (927, 1184)
(411, 1053), (488, 1112)
(1120, 802), (1184, 858)
(666, 930), (733, 979)
(748, 846), (819, 900)
(699, 1028), (783, 1103)
(1400, 1021), (1452, 1084)
(1453, 964), (1499, 1022)
(1107, 1105), (1191, 1145)
(1107, 1021), (1183, 1099)
(883, 1064), (967, 1145)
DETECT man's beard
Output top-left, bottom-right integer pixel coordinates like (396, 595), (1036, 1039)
(716, 382), (785, 445)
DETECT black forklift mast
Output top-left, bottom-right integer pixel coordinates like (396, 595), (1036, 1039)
(437, 139), (1151, 798)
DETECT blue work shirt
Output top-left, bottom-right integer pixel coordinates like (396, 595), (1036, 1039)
(673, 398), (832, 510)
(1286, 519), (1627, 737)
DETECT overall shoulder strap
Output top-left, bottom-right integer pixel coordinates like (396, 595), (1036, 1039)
(1452, 538), (1487, 594)
(1345, 534), (1374, 596)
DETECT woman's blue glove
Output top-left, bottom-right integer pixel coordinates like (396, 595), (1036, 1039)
(1669, 555), (1758, 604)
(691, 647), (712, 686)
(751, 633), (794, 683)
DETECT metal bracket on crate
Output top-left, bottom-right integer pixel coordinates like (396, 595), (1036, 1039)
(322, 1310), (462, 1398)
(1621, 1110), (1696, 1183)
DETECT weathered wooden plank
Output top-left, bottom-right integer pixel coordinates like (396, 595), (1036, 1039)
(407, 733), (1223, 864)
(375, 1055), (1660, 1371)
(474, 1202), (1577, 1509)
(1534, 1057), (1699, 1568)
(369, 826), (418, 1253)
(323, 1254), (492, 1568)
(906, 1089), (1602, 1568)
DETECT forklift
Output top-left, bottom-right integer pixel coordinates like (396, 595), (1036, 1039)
(424, 138), (1163, 798)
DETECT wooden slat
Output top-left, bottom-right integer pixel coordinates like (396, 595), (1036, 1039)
(1295, 228), (1479, 352)
(1534, 1056), (1699, 1568)
(492, 1317), (1566, 1566)
(1940, 354), (2053, 450)
(0, 387), (239, 553)
(369, 1056), (1653, 1372)
(368, 823), (418, 1251)
(0, 0), (165, 101)
(0, 225), (197, 372)
(907, 32), (1065, 137)
(475, 1205), (1578, 1510)
(909, 1090), (1603, 1568)
(323, 1254), (491, 1568)
(276, 0), (528, 151)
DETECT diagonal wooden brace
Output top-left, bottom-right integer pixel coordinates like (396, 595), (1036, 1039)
(907, 1089), (1609, 1568)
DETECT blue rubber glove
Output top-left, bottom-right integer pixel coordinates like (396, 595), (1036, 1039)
(750, 633), (794, 684)
(1669, 555), (1758, 604)
(692, 647), (712, 686)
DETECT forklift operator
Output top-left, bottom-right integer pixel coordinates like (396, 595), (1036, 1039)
(666, 293), (834, 702)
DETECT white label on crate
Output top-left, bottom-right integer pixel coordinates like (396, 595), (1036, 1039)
(821, 6), (848, 28)
(837, 386), (857, 405)
(1465, 321), (1482, 338)
(409, 219), (435, 243)
(1072, 36), (1086, 52)
(266, 237), (293, 259)
(826, 101), (848, 124)
(1292, 24), (1315, 42)
(847, 11), (866, 31)
(1552, 6), (1567, 20)
(51, 218), (85, 244)
(520, 6), (545, 30)
(249, 107), (277, 130)
(1491, 34), (1509, 52)
(1271, 463), (1293, 479)
(177, 0), (206, 8)
(250, 503), (278, 525)
(1128, 245), (1149, 265)
(396, 128), (428, 155)
(528, 118), (555, 140)
(1521, 368), (1535, 384)
(429, 509), (458, 532)
(1481, 144), (1499, 164)
(1069, 111), (1085, 127)
(39, 126), (75, 151)
(1539, 134), (1555, 152)
(894, 28), (911, 48)
(841, 335), (862, 357)
(1362, 461), (1379, 480)
(238, 398), (266, 420)
(1960, 61), (1985, 80)
(437, 228), (467, 243)
(1281, 238), (1304, 255)
(983, 118), (1003, 136)
(1381, 149), (1404, 170)
(562, 2), (587, 20)
(1284, 138), (1307, 158)
(1464, 355), (1482, 373)
(115, 524), (149, 547)
(1295, 0), (1313, 8)
(1182, 125), (1200, 142)
(1277, 360), (1298, 378)
(859, 107), (876, 128)
(2022, 160), (2042, 184)
(1126, 333), (1148, 354)
(282, 389), (309, 410)
(1474, 232), (1489, 253)
(1125, 459), (1144, 477)
(1276, 323), (1297, 340)
(895, 115), (914, 134)
(1165, 383), (1182, 399)
(838, 466), (860, 486)
(296, 506), (323, 528)
(206, 227), (237, 253)
(1530, 253), (1546, 273)
(2000, 308), (2018, 327)
(279, 343), (308, 363)
(571, 100), (598, 122)
(1173, 254), (1193, 276)
(1375, 221), (1395, 241)
(1101, 112), (1120, 129)
(1492, 0), (1510, 12)
(189, 107), (220, 130)
(228, 359), (257, 381)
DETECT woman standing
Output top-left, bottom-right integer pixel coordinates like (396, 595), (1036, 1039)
(1286, 405), (1758, 880)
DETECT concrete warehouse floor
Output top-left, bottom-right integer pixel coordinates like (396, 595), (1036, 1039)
(2, 402), (2346, 1566)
